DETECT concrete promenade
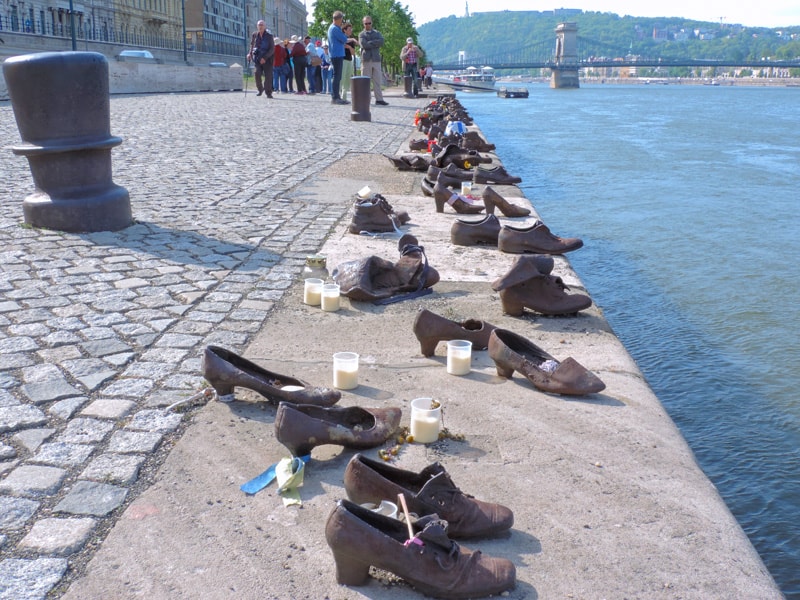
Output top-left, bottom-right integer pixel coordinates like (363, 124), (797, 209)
(0, 89), (781, 599)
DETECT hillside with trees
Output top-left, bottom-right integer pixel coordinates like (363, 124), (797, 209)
(417, 10), (800, 72)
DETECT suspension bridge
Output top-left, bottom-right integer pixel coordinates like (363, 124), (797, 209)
(431, 22), (800, 88)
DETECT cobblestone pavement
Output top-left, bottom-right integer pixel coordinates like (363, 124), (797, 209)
(0, 90), (417, 599)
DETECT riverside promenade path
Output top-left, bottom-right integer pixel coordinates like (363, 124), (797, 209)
(0, 89), (781, 599)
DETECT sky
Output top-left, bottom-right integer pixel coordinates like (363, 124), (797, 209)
(399, 0), (800, 29)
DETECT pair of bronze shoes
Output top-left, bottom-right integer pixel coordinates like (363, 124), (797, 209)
(325, 454), (516, 597)
(492, 255), (592, 316)
(488, 328), (605, 395)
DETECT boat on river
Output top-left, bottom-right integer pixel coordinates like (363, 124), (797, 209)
(497, 86), (529, 98)
(433, 66), (496, 92)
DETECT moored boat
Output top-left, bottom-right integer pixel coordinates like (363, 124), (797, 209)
(433, 66), (496, 92)
(497, 86), (529, 98)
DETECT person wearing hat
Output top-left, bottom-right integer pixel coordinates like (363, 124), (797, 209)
(321, 42), (332, 94)
(290, 33), (309, 94)
(304, 36), (318, 94)
(249, 20), (275, 97)
(272, 35), (290, 93)
(400, 37), (423, 97)
(327, 10), (351, 105)
(359, 15), (388, 106)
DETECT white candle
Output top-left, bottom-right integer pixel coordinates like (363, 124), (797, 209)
(461, 181), (472, 196)
(304, 278), (323, 306)
(446, 340), (472, 376)
(321, 284), (340, 312)
(332, 352), (359, 390)
(410, 415), (440, 443)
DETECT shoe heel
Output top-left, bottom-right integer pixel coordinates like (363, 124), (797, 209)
(434, 196), (445, 213)
(418, 337), (438, 357)
(207, 379), (234, 396)
(331, 550), (371, 585)
(493, 359), (515, 379)
(484, 196), (496, 215)
(498, 291), (524, 317)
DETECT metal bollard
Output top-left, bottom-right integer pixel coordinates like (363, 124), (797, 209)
(350, 76), (371, 122)
(3, 51), (132, 232)
(403, 75), (413, 97)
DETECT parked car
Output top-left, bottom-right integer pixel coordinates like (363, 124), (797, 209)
(119, 50), (154, 59)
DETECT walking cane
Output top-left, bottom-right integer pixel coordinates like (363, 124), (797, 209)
(244, 56), (250, 98)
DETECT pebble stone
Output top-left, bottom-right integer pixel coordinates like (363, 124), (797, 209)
(0, 90), (416, 598)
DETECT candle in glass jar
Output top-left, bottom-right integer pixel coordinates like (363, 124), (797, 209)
(446, 340), (472, 376)
(409, 397), (442, 444)
(321, 284), (340, 312)
(460, 181), (472, 197)
(304, 278), (323, 306)
(333, 352), (359, 390)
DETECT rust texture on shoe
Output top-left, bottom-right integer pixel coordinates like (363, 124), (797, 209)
(433, 177), (484, 214)
(488, 329), (605, 395)
(343, 454), (514, 538)
(472, 165), (522, 185)
(498, 221), (583, 254)
(491, 255), (555, 291)
(412, 308), (498, 356)
(482, 186), (531, 218)
(202, 345), (341, 406)
(450, 214), (501, 247)
(325, 499), (516, 599)
(274, 402), (401, 457)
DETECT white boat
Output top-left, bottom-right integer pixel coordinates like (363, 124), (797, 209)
(433, 66), (496, 92)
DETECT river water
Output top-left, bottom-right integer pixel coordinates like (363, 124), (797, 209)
(457, 84), (800, 598)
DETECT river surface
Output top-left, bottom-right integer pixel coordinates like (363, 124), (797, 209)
(457, 84), (800, 598)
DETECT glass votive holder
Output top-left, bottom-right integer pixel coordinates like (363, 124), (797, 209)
(303, 278), (323, 306)
(446, 340), (472, 376)
(460, 181), (473, 197)
(321, 283), (341, 312)
(333, 352), (359, 390)
(409, 397), (442, 444)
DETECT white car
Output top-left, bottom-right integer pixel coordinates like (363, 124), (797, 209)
(119, 50), (154, 59)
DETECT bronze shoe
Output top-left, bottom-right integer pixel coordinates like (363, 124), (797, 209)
(491, 255), (554, 289)
(349, 194), (409, 233)
(482, 186), (530, 218)
(343, 453), (514, 538)
(488, 329), (605, 395)
(461, 131), (496, 152)
(472, 165), (522, 185)
(325, 499), (516, 598)
(498, 221), (583, 254)
(420, 176), (435, 197)
(274, 402), (401, 457)
(408, 138), (429, 151)
(202, 345), (341, 406)
(427, 163), (473, 181)
(492, 271), (592, 316)
(433, 177), (484, 214)
(412, 308), (497, 356)
(450, 214), (501, 246)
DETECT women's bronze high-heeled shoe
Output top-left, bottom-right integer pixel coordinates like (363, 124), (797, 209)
(433, 178), (484, 214)
(274, 402), (402, 457)
(488, 329), (605, 395)
(412, 308), (497, 356)
(202, 345), (341, 406)
(482, 186), (531, 218)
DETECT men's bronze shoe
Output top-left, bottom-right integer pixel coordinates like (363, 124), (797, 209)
(492, 270), (592, 316)
(343, 453), (514, 538)
(450, 214), (501, 246)
(274, 402), (401, 457)
(325, 499), (516, 598)
(348, 194), (409, 234)
(472, 165), (522, 185)
(427, 163), (473, 181)
(488, 329), (605, 395)
(408, 138), (429, 151)
(498, 221), (583, 254)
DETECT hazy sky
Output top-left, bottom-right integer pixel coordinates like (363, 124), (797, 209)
(399, 0), (800, 28)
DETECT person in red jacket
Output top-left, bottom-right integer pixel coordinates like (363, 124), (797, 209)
(272, 40), (290, 93)
(290, 35), (308, 94)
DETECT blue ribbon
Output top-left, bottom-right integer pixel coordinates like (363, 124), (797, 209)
(240, 455), (310, 495)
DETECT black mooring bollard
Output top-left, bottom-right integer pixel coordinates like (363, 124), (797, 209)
(350, 76), (371, 122)
(403, 75), (413, 97)
(3, 51), (132, 232)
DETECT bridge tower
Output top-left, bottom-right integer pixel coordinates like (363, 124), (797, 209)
(552, 22), (579, 89)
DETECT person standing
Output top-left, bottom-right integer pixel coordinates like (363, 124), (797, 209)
(303, 36), (317, 94)
(249, 20), (275, 98)
(321, 42), (332, 94)
(340, 22), (358, 102)
(358, 16), (388, 106)
(272, 40), (289, 93)
(290, 35), (308, 94)
(400, 37), (423, 97)
(327, 11), (350, 105)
